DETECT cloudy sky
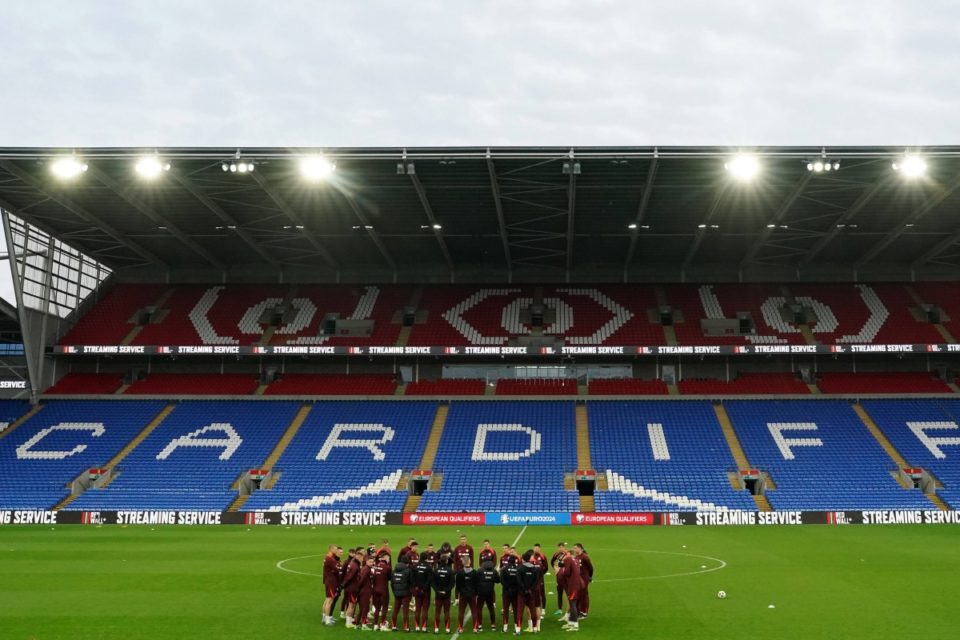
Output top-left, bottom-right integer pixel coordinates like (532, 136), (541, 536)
(1, 0), (958, 148)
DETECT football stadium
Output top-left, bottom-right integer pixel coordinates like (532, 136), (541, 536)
(2, 146), (960, 639)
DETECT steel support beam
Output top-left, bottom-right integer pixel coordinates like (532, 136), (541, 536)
(169, 171), (280, 267)
(408, 172), (455, 273)
(911, 232), (960, 270)
(1, 208), (39, 403)
(486, 158), (512, 273)
(342, 194), (397, 273)
(682, 183), (730, 268)
(87, 166), (226, 271)
(565, 172), (577, 272)
(0, 160), (165, 268)
(739, 172), (814, 269)
(624, 158), (659, 270)
(854, 173), (960, 269)
(797, 176), (893, 267)
(249, 172), (340, 271)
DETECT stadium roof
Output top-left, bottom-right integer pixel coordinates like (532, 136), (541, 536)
(1, 146), (960, 282)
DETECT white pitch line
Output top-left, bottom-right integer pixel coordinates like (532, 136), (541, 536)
(588, 548), (727, 582)
(276, 553), (325, 577)
(450, 524), (527, 640)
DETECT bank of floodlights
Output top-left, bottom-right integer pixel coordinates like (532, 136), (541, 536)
(806, 159), (840, 173)
(221, 160), (255, 173)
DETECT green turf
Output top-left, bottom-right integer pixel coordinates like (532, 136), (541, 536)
(2, 523), (959, 639)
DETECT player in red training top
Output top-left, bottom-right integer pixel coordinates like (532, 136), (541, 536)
(557, 548), (584, 631)
(479, 539), (497, 567)
(573, 543), (594, 617)
(371, 554), (392, 630)
(499, 543), (512, 569)
(397, 537), (416, 563)
(321, 544), (342, 626)
(550, 542), (567, 617)
(340, 548), (362, 628)
(356, 555), (376, 630)
(453, 534), (475, 572)
(530, 543), (548, 616)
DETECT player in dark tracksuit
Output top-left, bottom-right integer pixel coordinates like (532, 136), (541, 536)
(557, 549), (584, 631)
(499, 554), (521, 633)
(390, 555), (414, 631)
(476, 560), (501, 631)
(532, 543), (549, 616)
(371, 556), (392, 630)
(573, 543), (593, 617)
(340, 549), (362, 628)
(421, 543), (438, 568)
(454, 558), (480, 634)
(551, 543), (567, 616)
(432, 554), (455, 633)
(356, 556), (376, 630)
(517, 551), (541, 633)
(322, 545), (342, 626)
(411, 554), (434, 632)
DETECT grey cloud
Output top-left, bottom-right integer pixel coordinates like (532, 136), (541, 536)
(0, 0), (958, 147)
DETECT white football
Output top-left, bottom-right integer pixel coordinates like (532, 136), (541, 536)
(717, 590), (727, 599)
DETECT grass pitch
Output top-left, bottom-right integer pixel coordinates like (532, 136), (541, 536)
(2, 523), (959, 639)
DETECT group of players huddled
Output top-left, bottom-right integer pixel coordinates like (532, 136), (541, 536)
(321, 534), (593, 633)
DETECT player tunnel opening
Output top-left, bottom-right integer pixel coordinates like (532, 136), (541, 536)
(408, 469), (433, 496)
(738, 469), (769, 495)
(575, 469), (596, 496)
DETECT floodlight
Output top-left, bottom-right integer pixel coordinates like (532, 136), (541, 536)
(300, 155), (336, 182)
(628, 223), (638, 230)
(724, 154), (760, 181)
(807, 159), (840, 173)
(50, 157), (88, 180)
(135, 156), (170, 179)
(894, 155), (927, 178)
(432, 223), (442, 230)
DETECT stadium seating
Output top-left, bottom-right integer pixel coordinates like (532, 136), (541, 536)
(587, 378), (669, 395)
(668, 284), (808, 346)
(860, 400), (960, 508)
(60, 283), (167, 345)
(816, 372), (951, 394)
(495, 379), (578, 395)
(867, 284), (944, 344)
(269, 285), (409, 346)
(406, 286), (533, 346)
(69, 401), (301, 511)
(0, 400), (30, 430)
(0, 400), (167, 508)
(243, 401), (436, 512)
(677, 373), (810, 395)
(45, 372), (124, 395)
(913, 282), (960, 337)
(124, 374), (260, 396)
(724, 400), (931, 511)
(417, 401), (580, 512)
(589, 401), (757, 512)
(263, 373), (397, 396)
(59, 282), (960, 348)
(405, 379), (487, 396)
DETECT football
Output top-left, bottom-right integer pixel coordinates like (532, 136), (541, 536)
(717, 591), (727, 599)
